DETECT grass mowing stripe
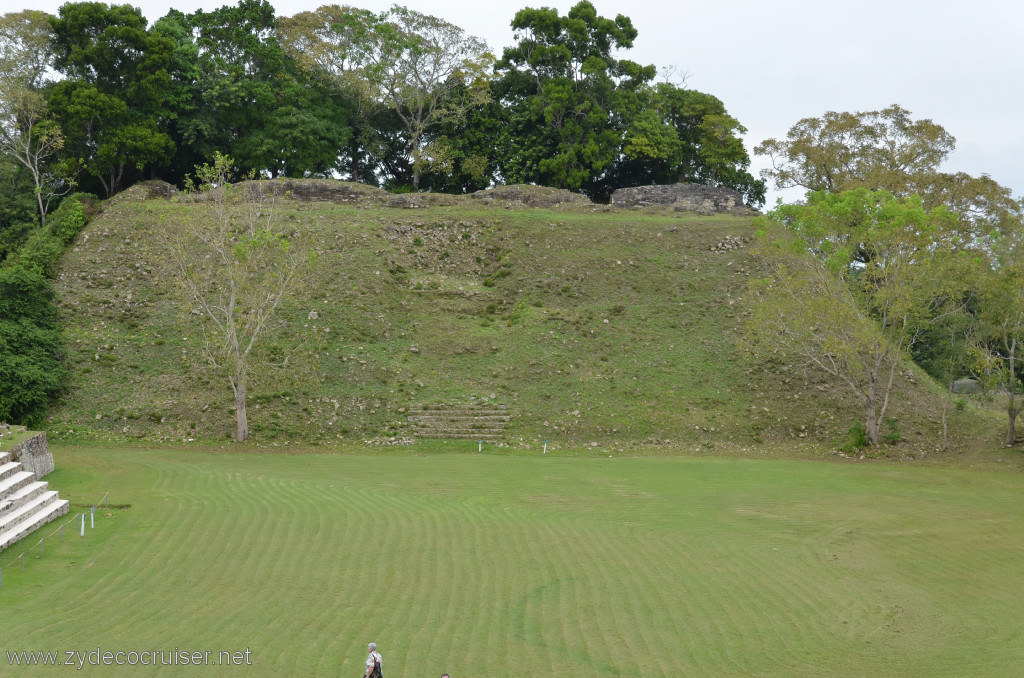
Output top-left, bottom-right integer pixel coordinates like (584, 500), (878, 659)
(6, 449), (1024, 676)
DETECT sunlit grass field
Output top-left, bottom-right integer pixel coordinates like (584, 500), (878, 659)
(3, 445), (1023, 676)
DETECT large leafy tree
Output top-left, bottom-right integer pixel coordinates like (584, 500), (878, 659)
(169, 0), (349, 180)
(973, 231), (1024, 447)
(599, 83), (764, 205)
(756, 105), (1021, 232)
(368, 6), (493, 190)
(494, 1), (649, 193)
(278, 4), (391, 184)
(748, 189), (961, 446)
(493, 1), (760, 204)
(48, 2), (175, 196)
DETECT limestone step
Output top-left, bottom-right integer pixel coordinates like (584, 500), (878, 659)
(0, 490), (60, 537)
(414, 426), (505, 433)
(0, 470), (34, 499)
(415, 436), (503, 440)
(0, 462), (20, 483)
(0, 480), (49, 521)
(0, 498), (70, 553)
(408, 408), (508, 414)
(408, 414), (512, 421)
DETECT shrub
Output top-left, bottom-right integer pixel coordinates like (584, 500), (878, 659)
(842, 421), (869, 451)
(49, 193), (97, 246)
(0, 264), (68, 426)
(883, 418), (901, 444)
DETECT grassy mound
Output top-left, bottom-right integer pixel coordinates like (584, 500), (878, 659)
(48, 181), (996, 453)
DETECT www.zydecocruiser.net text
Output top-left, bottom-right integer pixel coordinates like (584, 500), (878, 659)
(6, 647), (253, 669)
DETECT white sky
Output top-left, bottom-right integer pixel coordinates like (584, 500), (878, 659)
(13, 0), (1024, 205)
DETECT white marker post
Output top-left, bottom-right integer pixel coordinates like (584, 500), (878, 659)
(477, 439), (482, 452)
(90, 506), (95, 529)
(543, 440), (548, 455)
(80, 513), (85, 537)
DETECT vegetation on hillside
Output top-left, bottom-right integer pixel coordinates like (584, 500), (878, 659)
(46, 184), (995, 454)
(0, 2), (1020, 456)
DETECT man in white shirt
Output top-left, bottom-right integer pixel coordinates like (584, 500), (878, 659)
(364, 642), (383, 678)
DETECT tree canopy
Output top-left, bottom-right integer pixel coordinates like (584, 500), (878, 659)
(756, 105), (1021, 232)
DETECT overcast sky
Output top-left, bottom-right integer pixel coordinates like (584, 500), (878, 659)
(19, 0), (1024, 205)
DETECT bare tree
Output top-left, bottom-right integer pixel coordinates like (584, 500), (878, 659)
(0, 11), (71, 226)
(368, 5), (493, 189)
(167, 154), (307, 441)
(0, 83), (72, 227)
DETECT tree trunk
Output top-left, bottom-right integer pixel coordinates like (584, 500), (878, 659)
(35, 190), (46, 228)
(941, 390), (950, 452)
(865, 373), (879, 446)
(1008, 402), (1019, 447)
(1009, 339), (1018, 447)
(411, 136), (421, 190)
(232, 373), (249, 442)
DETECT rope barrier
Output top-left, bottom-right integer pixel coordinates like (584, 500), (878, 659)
(0, 491), (112, 590)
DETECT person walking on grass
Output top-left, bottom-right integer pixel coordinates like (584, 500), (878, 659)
(365, 643), (383, 678)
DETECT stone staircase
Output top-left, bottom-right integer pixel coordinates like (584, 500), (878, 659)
(0, 450), (69, 553)
(406, 404), (511, 440)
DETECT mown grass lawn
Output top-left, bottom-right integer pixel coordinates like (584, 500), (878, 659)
(2, 446), (1023, 677)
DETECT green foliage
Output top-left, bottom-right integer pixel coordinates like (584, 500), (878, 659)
(842, 421), (869, 451)
(493, 2), (761, 204)
(882, 417), (901, 444)
(48, 191), (95, 245)
(749, 189), (964, 446)
(48, 2), (176, 196)
(755, 105), (1021, 233)
(0, 262), (67, 426)
(0, 154), (37, 261)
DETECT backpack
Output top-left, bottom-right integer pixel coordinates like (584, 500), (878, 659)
(370, 655), (383, 678)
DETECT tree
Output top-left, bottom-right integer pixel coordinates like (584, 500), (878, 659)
(366, 5), (493, 190)
(599, 83), (765, 205)
(755, 105), (1020, 232)
(0, 10), (71, 225)
(282, 3), (405, 186)
(0, 80), (71, 225)
(48, 2), (176, 196)
(168, 0), (349, 180)
(494, 1), (649, 193)
(0, 10), (56, 89)
(167, 154), (308, 442)
(748, 189), (960, 446)
(972, 231), (1024, 447)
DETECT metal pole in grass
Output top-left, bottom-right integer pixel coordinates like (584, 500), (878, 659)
(80, 513), (85, 537)
(91, 506), (94, 529)
(543, 440), (548, 455)
(477, 439), (482, 452)
(60, 524), (63, 542)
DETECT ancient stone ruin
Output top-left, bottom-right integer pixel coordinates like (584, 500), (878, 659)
(0, 430), (68, 552)
(610, 183), (757, 215)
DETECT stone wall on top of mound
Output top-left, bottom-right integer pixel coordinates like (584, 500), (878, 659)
(610, 183), (757, 215)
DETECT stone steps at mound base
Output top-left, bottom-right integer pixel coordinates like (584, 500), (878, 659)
(0, 477), (48, 521)
(0, 444), (69, 553)
(407, 405), (511, 440)
(0, 499), (70, 553)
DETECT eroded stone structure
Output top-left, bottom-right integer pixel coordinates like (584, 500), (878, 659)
(610, 183), (756, 215)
